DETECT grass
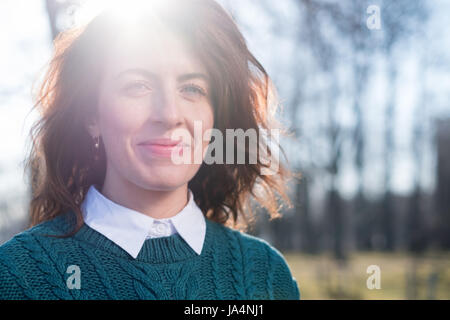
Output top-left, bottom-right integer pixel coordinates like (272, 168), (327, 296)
(283, 251), (450, 300)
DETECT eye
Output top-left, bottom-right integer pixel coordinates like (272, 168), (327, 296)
(181, 83), (207, 97)
(121, 81), (151, 97)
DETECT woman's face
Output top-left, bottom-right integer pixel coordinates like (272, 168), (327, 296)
(88, 28), (214, 191)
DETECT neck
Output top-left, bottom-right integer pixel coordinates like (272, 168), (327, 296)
(99, 166), (189, 220)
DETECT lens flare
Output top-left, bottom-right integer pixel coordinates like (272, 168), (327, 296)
(74, 0), (168, 27)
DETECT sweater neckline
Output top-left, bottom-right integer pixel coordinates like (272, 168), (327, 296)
(65, 210), (215, 264)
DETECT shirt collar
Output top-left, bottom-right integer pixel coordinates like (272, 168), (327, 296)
(80, 184), (206, 259)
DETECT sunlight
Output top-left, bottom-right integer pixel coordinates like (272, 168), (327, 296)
(74, 0), (168, 27)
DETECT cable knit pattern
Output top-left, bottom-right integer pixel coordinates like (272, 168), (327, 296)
(0, 210), (300, 300)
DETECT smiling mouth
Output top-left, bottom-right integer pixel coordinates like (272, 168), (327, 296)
(138, 142), (190, 158)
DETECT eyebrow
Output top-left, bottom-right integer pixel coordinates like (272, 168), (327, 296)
(115, 68), (209, 83)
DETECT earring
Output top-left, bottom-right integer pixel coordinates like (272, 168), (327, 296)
(93, 136), (100, 161)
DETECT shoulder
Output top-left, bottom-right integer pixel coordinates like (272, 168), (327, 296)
(207, 219), (300, 300)
(0, 211), (74, 251)
(0, 210), (75, 260)
(211, 219), (292, 267)
(0, 212), (74, 299)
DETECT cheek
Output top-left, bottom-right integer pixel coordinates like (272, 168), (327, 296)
(199, 106), (214, 159)
(97, 96), (145, 154)
(182, 105), (214, 161)
(199, 103), (214, 132)
(187, 105), (214, 144)
(203, 107), (214, 143)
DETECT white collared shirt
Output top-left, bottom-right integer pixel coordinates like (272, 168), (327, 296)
(80, 184), (206, 259)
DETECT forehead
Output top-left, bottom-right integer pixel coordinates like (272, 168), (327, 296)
(103, 27), (206, 78)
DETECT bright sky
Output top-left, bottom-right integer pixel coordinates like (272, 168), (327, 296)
(0, 0), (50, 194)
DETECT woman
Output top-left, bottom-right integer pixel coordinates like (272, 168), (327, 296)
(0, 0), (300, 300)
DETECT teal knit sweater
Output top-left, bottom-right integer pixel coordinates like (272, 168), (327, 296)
(0, 210), (300, 300)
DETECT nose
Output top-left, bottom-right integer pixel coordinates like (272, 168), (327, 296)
(150, 85), (183, 129)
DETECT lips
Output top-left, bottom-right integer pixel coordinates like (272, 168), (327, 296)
(138, 138), (182, 146)
(138, 138), (190, 158)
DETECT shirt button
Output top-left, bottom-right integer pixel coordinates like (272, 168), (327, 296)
(152, 221), (169, 236)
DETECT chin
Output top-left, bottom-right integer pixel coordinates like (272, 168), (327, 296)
(137, 165), (194, 189)
(144, 180), (188, 192)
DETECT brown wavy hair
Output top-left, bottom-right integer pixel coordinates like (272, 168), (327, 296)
(25, 0), (298, 236)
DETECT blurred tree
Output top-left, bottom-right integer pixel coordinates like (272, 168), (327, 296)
(406, 47), (430, 254)
(379, 0), (428, 251)
(435, 119), (450, 250)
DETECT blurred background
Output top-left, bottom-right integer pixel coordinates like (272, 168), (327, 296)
(0, 0), (449, 299)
